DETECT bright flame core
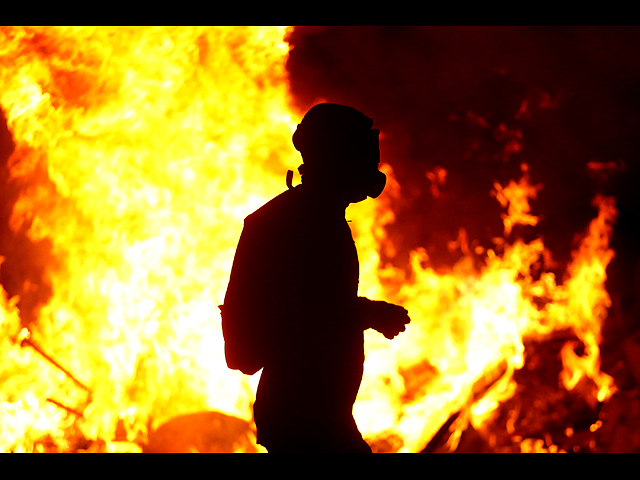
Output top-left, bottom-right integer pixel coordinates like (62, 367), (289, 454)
(0, 26), (617, 453)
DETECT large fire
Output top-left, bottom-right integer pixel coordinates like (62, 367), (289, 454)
(0, 26), (618, 452)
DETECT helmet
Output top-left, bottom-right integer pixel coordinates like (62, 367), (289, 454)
(292, 103), (386, 199)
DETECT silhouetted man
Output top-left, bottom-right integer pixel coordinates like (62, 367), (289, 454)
(221, 103), (410, 453)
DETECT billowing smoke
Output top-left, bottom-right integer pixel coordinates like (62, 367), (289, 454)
(286, 26), (640, 333)
(0, 108), (54, 326)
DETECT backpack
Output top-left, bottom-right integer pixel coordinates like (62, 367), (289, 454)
(219, 304), (263, 376)
(220, 186), (301, 376)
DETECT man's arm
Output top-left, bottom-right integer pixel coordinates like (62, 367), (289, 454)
(355, 297), (410, 339)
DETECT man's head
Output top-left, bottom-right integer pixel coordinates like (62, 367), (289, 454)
(292, 103), (386, 204)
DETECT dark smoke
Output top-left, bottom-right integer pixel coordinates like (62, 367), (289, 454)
(286, 26), (640, 334)
(0, 108), (53, 326)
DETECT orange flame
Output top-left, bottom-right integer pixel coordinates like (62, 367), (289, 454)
(0, 26), (618, 453)
(351, 163), (616, 452)
(0, 26), (299, 452)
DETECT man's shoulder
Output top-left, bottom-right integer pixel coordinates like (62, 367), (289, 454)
(245, 186), (303, 226)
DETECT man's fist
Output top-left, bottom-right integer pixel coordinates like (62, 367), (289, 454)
(358, 298), (410, 339)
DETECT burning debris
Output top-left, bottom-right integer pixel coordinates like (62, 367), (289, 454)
(0, 26), (639, 452)
(19, 328), (92, 417)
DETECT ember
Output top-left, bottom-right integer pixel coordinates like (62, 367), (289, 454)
(1, 26), (639, 453)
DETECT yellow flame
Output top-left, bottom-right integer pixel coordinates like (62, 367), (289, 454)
(352, 162), (616, 452)
(1, 26), (299, 452)
(0, 26), (618, 453)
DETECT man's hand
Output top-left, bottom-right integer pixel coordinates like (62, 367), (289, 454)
(358, 298), (410, 339)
